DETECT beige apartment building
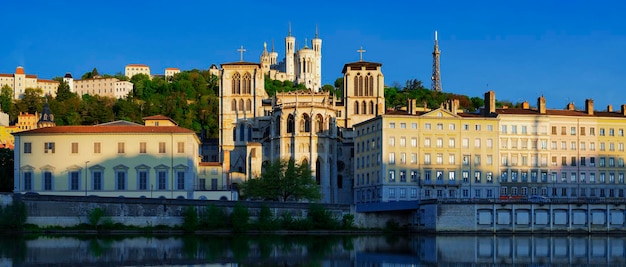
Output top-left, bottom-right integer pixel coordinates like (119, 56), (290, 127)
(125, 64), (151, 79)
(0, 66), (59, 99)
(73, 77), (133, 98)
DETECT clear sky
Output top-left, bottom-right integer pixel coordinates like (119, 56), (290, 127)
(2, 0), (625, 110)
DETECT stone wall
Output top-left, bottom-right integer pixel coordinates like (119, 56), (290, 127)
(16, 194), (353, 227)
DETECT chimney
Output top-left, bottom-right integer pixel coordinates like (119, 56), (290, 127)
(607, 105), (613, 112)
(566, 103), (575, 111)
(537, 96), (546, 114)
(484, 91), (495, 115)
(452, 99), (459, 115)
(522, 101), (530, 109)
(407, 99), (414, 114)
(585, 99), (594, 115)
(621, 105), (626, 116)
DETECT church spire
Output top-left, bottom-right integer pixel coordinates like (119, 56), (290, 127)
(288, 22), (292, 37)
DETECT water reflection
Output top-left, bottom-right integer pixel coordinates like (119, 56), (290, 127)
(2, 234), (626, 266)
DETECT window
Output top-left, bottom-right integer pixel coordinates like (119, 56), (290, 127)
(23, 172), (32, 191)
(159, 142), (166, 153)
(24, 142), (31, 154)
(94, 142), (101, 153)
(462, 138), (469, 148)
(158, 171), (167, 190)
(610, 128), (615, 136)
(436, 138), (443, 148)
(512, 125), (517, 134)
(177, 171), (185, 190)
(487, 125), (493, 131)
(411, 188), (417, 198)
(436, 154), (443, 164)
(411, 123), (417, 129)
(600, 128), (605, 136)
(43, 171), (53, 190)
(590, 127), (596, 135)
(400, 123), (406, 129)
(411, 170), (418, 182)
(389, 153), (395, 164)
(424, 154), (431, 164)
(389, 188), (396, 198)
(116, 171), (126, 190)
(177, 142), (185, 153)
(486, 139), (493, 148)
(400, 170), (406, 182)
(388, 170), (395, 182)
(448, 171), (455, 182)
(411, 138), (417, 147)
(389, 123), (395, 129)
(400, 153), (406, 164)
(474, 138), (481, 148)
(551, 126), (557, 135)
(449, 138), (455, 148)
(571, 127), (576, 135)
(93, 171), (102, 191)
(449, 124), (455, 130)
(502, 125), (507, 133)
(424, 138), (430, 147)
(71, 143), (78, 154)
(475, 124), (481, 131)
(463, 124), (469, 130)
(44, 142), (55, 153)
(425, 123), (431, 130)
(400, 137), (406, 147)
(521, 126), (527, 134)
(389, 137), (395, 146)
(437, 123), (443, 130)
(138, 171), (148, 190)
(463, 171), (470, 183)
(411, 153), (417, 164)
(140, 142), (147, 153)
(117, 142), (125, 153)
(449, 154), (455, 165)
(69, 171), (80, 190)
(474, 171), (481, 183)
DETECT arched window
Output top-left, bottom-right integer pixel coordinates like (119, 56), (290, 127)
(358, 75), (364, 96)
(353, 75), (359, 96)
(232, 127), (237, 141)
(367, 75), (374, 96)
(287, 114), (295, 133)
(302, 113), (311, 133)
(247, 127), (252, 141)
(369, 101), (374, 114)
(239, 99), (244, 111)
(316, 114), (324, 133)
(315, 159), (321, 185)
(362, 101), (367, 115)
(302, 158), (309, 167)
(231, 99), (237, 111)
(239, 126), (245, 141)
(246, 99), (252, 111)
(354, 101), (359, 114)
(243, 72), (251, 94)
(275, 115), (281, 135)
(232, 72), (241, 94)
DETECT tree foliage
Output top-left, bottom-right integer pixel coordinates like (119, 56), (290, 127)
(264, 77), (307, 97)
(239, 158), (321, 202)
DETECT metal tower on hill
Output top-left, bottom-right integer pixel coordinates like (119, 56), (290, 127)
(431, 31), (442, 92)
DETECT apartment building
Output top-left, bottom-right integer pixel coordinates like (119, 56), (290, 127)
(125, 64), (151, 79)
(0, 66), (59, 99)
(72, 77), (133, 98)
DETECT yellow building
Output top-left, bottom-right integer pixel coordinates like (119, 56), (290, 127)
(125, 64), (151, 79)
(0, 125), (17, 149)
(0, 66), (59, 99)
(13, 119), (203, 199)
(16, 112), (38, 131)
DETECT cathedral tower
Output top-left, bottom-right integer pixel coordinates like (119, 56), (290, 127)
(312, 26), (322, 91)
(341, 47), (385, 128)
(285, 24), (296, 81)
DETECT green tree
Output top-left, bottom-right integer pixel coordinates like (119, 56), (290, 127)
(91, 67), (99, 77)
(239, 158), (321, 202)
(53, 77), (76, 102)
(0, 85), (13, 114)
(15, 88), (44, 115)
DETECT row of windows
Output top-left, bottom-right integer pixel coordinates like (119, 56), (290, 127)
(356, 187), (419, 202)
(548, 126), (625, 137)
(352, 74), (375, 97)
(231, 72), (252, 94)
(22, 169), (186, 191)
(501, 187), (626, 198)
(394, 122), (495, 131)
(499, 155), (626, 168)
(24, 141), (186, 154)
(353, 100), (376, 115)
(500, 170), (626, 184)
(231, 98), (252, 112)
(355, 169), (494, 185)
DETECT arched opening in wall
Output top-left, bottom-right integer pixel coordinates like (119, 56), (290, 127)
(246, 99), (252, 111)
(239, 99), (244, 111)
(315, 158), (321, 185)
(362, 101), (367, 115)
(367, 74), (374, 96)
(239, 125), (245, 141)
(232, 99), (237, 111)
(232, 72), (241, 94)
(302, 158), (309, 167)
(247, 127), (252, 141)
(316, 114), (324, 133)
(287, 114), (295, 133)
(302, 113), (311, 133)
(233, 127), (237, 141)
(337, 175), (343, 189)
(243, 72), (251, 94)
(358, 74), (364, 96)
(275, 115), (281, 135)
(369, 101), (374, 114)
(353, 75), (359, 96)
(354, 101), (359, 114)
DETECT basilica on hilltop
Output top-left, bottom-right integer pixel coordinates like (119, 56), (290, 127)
(216, 27), (385, 204)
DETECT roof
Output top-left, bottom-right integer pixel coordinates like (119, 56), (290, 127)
(126, 64), (149, 67)
(25, 74), (37, 79)
(142, 115), (178, 125)
(38, 79), (58, 83)
(15, 66), (24, 75)
(96, 120), (143, 126)
(221, 62), (261, 67)
(0, 74), (13, 77)
(342, 61), (382, 73)
(13, 125), (196, 135)
(64, 73), (73, 78)
(165, 68), (180, 70)
(495, 108), (626, 118)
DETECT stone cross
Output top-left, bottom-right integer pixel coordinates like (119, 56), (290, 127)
(357, 46), (366, 61)
(238, 45), (246, 62)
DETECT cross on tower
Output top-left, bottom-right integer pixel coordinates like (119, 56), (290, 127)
(237, 45), (246, 62)
(357, 46), (366, 61)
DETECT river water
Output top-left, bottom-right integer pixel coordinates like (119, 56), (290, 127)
(1, 234), (625, 266)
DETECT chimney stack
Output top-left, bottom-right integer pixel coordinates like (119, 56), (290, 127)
(566, 103), (575, 111)
(484, 91), (495, 115)
(585, 99), (594, 115)
(608, 105), (613, 112)
(621, 105), (626, 116)
(537, 96), (546, 114)
(522, 101), (530, 109)
(407, 99), (415, 115)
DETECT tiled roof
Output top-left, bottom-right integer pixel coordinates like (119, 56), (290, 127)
(342, 61), (382, 73)
(126, 64), (149, 67)
(38, 79), (58, 83)
(13, 125), (195, 135)
(221, 62), (261, 67)
(165, 68), (179, 70)
(0, 74), (13, 77)
(143, 115), (172, 120)
(25, 74), (37, 78)
(496, 108), (626, 118)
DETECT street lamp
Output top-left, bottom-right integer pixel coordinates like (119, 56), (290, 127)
(84, 161), (90, 196)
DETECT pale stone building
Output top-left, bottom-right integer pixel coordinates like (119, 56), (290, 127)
(125, 64), (151, 79)
(0, 66), (59, 99)
(71, 77), (133, 98)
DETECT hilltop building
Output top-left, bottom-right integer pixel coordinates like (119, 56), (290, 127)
(0, 66), (59, 99)
(67, 76), (133, 99)
(125, 64), (151, 79)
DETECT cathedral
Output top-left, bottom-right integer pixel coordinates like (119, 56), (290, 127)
(218, 27), (385, 204)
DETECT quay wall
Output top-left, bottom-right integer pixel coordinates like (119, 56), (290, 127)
(9, 194), (352, 227)
(418, 201), (626, 234)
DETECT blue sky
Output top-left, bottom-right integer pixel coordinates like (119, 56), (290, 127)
(2, 1), (625, 109)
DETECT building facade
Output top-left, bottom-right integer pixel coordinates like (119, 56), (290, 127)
(0, 66), (59, 99)
(125, 64), (151, 79)
(70, 77), (133, 98)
